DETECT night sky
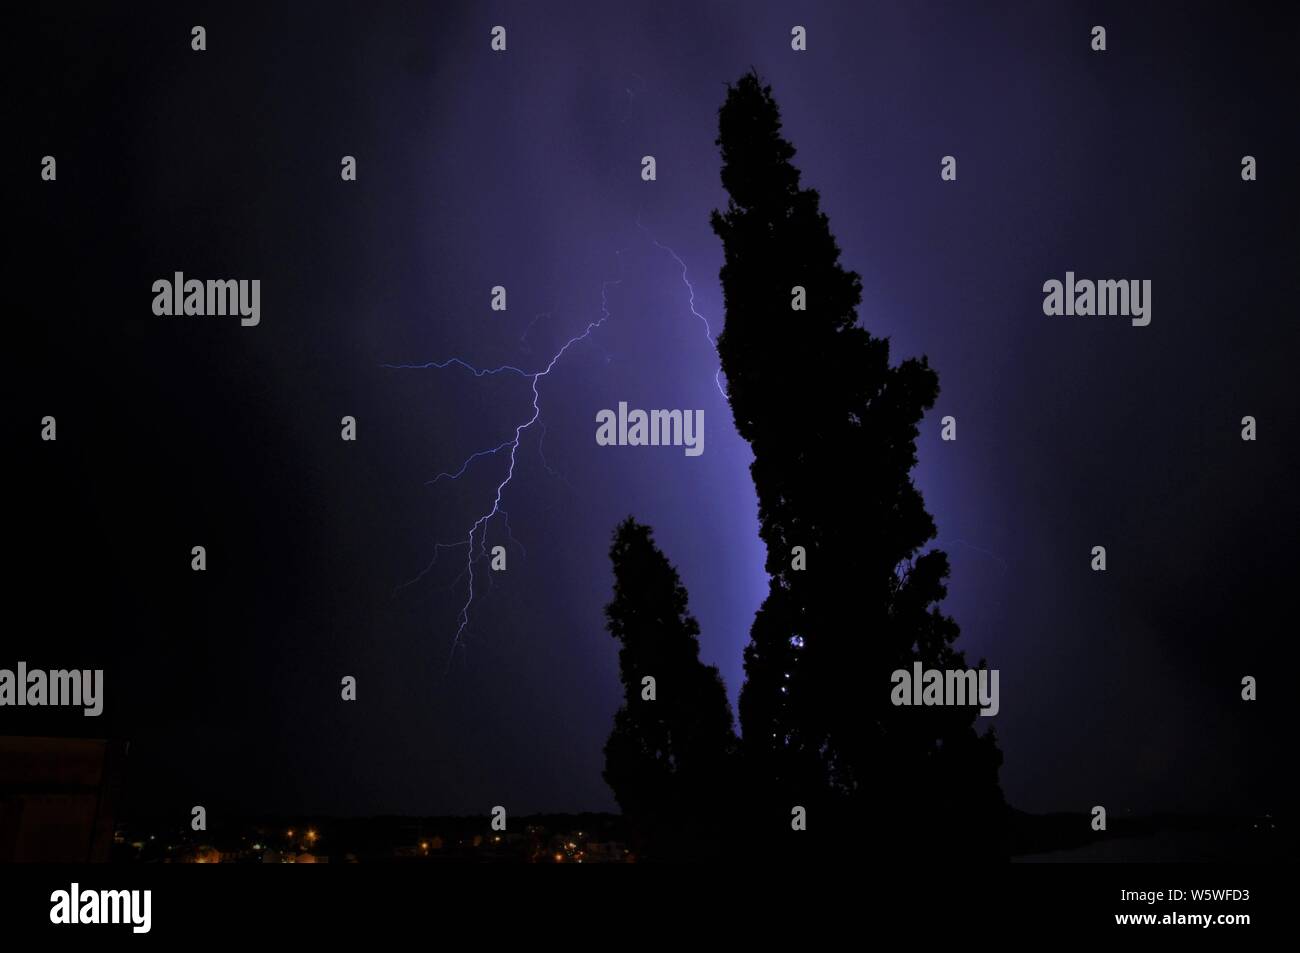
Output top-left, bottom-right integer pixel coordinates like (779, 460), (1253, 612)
(15, 2), (1296, 822)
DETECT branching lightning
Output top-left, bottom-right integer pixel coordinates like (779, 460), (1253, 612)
(637, 217), (729, 402)
(386, 222), (727, 669)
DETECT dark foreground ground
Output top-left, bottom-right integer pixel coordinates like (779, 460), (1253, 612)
(92, 808), (1290, 863)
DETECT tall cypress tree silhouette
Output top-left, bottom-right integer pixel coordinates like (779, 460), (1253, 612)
(602, 517), (737, 860)
(710, 73), (1003, 857)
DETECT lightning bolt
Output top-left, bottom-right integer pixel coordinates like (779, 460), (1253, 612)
(386, 221), (726, 669)
(384, 254), (626, 669)
(636, 217), (729, 402)
(935, 537), (1009, 575)
(518, 306), (555, 352)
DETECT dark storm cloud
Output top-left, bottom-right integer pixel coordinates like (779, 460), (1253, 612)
(17, 1), (1295, 819)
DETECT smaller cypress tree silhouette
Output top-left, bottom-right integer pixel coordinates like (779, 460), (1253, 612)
(602, 517), (737, 860)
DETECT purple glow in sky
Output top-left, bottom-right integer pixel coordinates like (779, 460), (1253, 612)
(23, 1), (1292, 822)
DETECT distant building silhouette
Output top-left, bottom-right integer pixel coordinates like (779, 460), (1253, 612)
(0, 736), (127, 862)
